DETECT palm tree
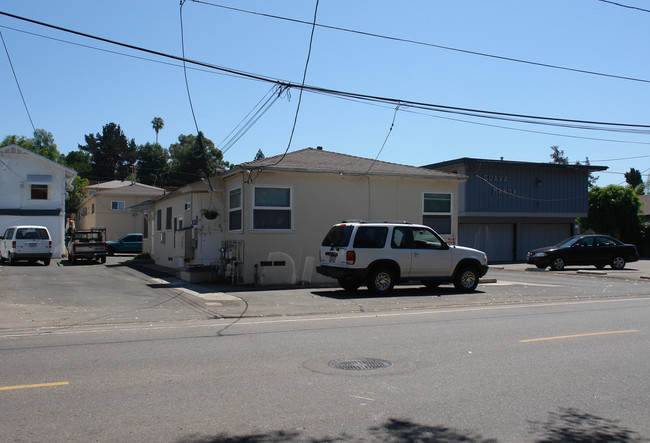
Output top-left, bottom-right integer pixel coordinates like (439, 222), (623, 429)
(151, 117), (164, 144)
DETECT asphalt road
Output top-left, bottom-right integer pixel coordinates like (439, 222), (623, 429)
(1, 297), (648, 442)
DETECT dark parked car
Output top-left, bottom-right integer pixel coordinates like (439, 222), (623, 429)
(527, 234), (639, 271)
(106, 234), (143, 255)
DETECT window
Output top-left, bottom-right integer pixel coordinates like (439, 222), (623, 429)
(253, 187), (291, 230)
(156, 209), (162, 231)
(91, 203), (95, 214)
(174, 216), (183, 231)
(111, 201), (125, 211)
(412, 227), (444, 249)
(30, 184), (48, 200)
(143, 218), (149, 239)
(165, 207), (172, 230)
(422, 193), (451, 235)
(229, 188), (242, 231)
(353, 226), (388, 249)
(184, 201), (191, 211)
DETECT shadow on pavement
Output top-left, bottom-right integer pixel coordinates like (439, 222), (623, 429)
(174, 408), (647, 442)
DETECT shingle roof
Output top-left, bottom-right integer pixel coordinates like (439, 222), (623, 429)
(223, 148), (464, 180)
(86, 180), (164, 191)
(424, 157), (608, 172)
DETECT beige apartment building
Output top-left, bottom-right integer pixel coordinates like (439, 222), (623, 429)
(135, 148), (464, 286)
(76, 180), (165, 241)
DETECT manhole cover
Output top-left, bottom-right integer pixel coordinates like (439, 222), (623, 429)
(328, 358), (393, 371)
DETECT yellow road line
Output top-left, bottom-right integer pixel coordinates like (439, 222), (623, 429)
(520, 330), (638, 343)
(0, 382), (69, 391)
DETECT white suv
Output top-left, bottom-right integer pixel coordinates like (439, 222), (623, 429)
(316, 221), (488, 294)
(0, 225), (52, 266)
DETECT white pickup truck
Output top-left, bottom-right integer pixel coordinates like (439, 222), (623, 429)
(67, 228), (108, 264)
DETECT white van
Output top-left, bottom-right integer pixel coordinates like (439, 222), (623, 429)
(0, 226), (52, 266)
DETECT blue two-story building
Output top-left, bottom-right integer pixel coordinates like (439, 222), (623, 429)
(424, 158), (608, 262)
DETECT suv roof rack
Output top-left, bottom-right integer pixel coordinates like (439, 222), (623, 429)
(340, 219), (366, 224)
(382, 220), (412, 224)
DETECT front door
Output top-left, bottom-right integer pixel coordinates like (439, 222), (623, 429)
(409, 227), (452, 277)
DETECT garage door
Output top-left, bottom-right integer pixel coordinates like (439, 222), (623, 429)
(459, 223), (514, 262)
(518, 223), (571, 260)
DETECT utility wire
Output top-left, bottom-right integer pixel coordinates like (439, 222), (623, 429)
(1, 10), (649, 134)
(270, 0), (319, 166)
(597, 0), (650, 13)
(219, 84), (287, 154)
(366, 104), (400, 174)
(1, 29), (35, 132)
(191, 0), (650, 85)
(179, 0), (200, 134)
(4, 22), (648, 146)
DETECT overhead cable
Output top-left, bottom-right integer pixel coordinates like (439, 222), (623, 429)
(597, 0), (650, 13)
(270, 0), (320, 166)
(190, 0), (650, 85)
(1, 29), (35, 132)
(1, 10), (649, 135)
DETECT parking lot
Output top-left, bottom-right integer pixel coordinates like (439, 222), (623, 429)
(2, 256), (650, 331)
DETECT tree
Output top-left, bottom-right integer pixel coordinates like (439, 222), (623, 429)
(1, 129), (61, 162)
(136, 142), (169, 186)
(579, 185), (642, 244)
(624, 168), (644, 195)
(151, 117), (164, 144)
(62, 150), (92, 177)
(254, 149), (266, 161)
(549, 146), (569, 165)
(78, 123), (137, 181)
(168, 132), (228, 186)
(65, 176), (90, 216)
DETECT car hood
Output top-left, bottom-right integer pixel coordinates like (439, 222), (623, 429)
(529, 246), (559, 254)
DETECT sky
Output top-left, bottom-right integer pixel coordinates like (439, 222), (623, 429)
(1, 0), (649, 187)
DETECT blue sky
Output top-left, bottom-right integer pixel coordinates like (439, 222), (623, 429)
(1, 0), (649, 186)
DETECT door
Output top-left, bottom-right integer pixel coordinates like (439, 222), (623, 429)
(409, 227), (452, 277)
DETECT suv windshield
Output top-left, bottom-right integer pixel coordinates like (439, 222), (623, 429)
(321, 225), (354, 247)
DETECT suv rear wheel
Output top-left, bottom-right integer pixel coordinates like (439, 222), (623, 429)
(454, 266), (479, 292)
(366, 267), (395, 295)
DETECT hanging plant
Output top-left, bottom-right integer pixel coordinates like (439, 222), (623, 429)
(202, 209), (219, 220)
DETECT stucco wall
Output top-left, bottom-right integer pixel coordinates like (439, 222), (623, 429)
(223, 171), (459, 285)
(0, 146), (72, 258)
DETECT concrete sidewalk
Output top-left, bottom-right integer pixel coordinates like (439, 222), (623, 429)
(127, 258), (650, 320)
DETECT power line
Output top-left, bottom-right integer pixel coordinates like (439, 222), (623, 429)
(1, 10), (649, 135)
(271, 0), (319, 166)
(179, 0), (200, 134)
(597, 0), (650, 13)
(4, 21), (648, 147)
(190, 0), (650, 85)
(1, 29), (35, 132)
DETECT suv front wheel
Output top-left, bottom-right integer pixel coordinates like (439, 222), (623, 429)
(366, 267), (395, 295)
(454, 266), (479, 292)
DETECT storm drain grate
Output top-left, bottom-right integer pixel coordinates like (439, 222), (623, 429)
(328, 358), (393, 371)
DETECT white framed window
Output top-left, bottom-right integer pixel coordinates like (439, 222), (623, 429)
(229, 188), (242, 231)
(30, 184), (48, 200)
(184, 201), (191, 211)
(91, 203), (95, 214)
(422, 192), (452, 235)
(111, 201), (125, 211)
(156, 209), (162, 231)
(165, 207), (172, 230)
(253, 186), (292, 230)
(174, 216), (183, 231)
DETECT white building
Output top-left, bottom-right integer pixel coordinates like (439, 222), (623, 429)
(0, 144), (77, 258)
